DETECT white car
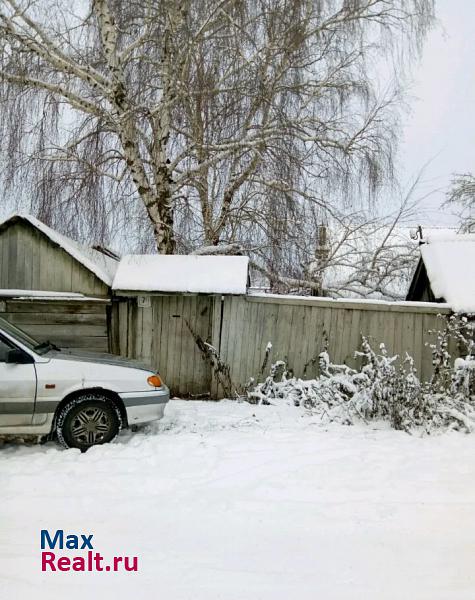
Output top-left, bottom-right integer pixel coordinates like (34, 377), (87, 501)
(0, 315), (169, 450)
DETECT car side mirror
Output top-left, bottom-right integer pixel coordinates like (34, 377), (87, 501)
(6, 348), (34, 364)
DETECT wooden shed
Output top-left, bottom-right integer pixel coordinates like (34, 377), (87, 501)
(110, 254), (250, 397)
(0, 214), (119, 351)
(0, 214), (117, 296)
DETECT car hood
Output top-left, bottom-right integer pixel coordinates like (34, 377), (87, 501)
(44, 349), (154, 372)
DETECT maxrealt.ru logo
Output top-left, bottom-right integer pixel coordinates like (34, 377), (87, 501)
(41, 530), (138, 572)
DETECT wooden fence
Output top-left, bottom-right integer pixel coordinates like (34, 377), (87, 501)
(215, 295), (452, 397)
(110, 293), (452, 399)
(0, 296), (111, 353)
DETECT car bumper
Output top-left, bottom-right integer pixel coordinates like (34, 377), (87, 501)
(119, 387), (170, 426)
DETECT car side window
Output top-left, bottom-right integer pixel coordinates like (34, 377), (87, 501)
(0, 337), (14, 362)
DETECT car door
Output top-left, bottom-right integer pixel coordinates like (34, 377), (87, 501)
(0, 335), (37, 426)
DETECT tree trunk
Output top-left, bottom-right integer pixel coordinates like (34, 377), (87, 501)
(116, 116), (175, 254)
(150, 161), (175, 254)
(147, 195), (175, 255)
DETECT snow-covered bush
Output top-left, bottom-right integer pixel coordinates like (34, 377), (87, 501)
(248, 315), (475, 433)
(248, 356), (360, 425)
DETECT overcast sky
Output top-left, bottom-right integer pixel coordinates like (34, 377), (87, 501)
(398, 0), (475, 225)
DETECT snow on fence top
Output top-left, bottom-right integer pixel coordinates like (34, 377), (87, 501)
(113, 255), (249, 295)
(0, 214), (119, 286)
(421, 234), (475, 313)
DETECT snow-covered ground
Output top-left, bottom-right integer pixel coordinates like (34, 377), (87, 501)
(1, 400), (475, 600)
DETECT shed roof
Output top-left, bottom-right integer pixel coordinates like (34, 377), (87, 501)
(113, 255), (249, 295)
(418, 233), (475, 312)
(0, 214), (119, 287)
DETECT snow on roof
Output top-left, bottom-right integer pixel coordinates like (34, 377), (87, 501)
(0, 214), (118, 286)
(421, 234), (475, 312)
(0, 289), (110, 301)
(113, 255), (249, 294)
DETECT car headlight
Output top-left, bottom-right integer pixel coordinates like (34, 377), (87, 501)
(147, 374), (163, 387)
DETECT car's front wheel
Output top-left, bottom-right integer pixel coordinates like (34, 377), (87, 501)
(56, 394), (121, 451)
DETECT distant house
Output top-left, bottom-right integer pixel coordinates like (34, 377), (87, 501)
(312, 224), (455, 301)
(406, 234), (475, 313)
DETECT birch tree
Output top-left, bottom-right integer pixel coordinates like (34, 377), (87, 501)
(0, 0), (434, 254)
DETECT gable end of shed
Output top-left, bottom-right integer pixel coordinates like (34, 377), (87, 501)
(0, 218), (109, 295)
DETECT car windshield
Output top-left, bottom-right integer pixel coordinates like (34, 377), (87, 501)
(0, 315), (42, 352)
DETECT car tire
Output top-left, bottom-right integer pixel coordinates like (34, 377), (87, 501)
(56, 393), (121, 452)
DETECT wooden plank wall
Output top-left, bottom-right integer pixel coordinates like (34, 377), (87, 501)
(111, 296), (213, 397)
(0, 299), (110, 353)
(0, 221), (109, 296)
(111, 293), (453, 399)
(216, 295), (452, 396)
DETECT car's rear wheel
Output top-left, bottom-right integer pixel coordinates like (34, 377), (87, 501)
(56, 394), (121, 451)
